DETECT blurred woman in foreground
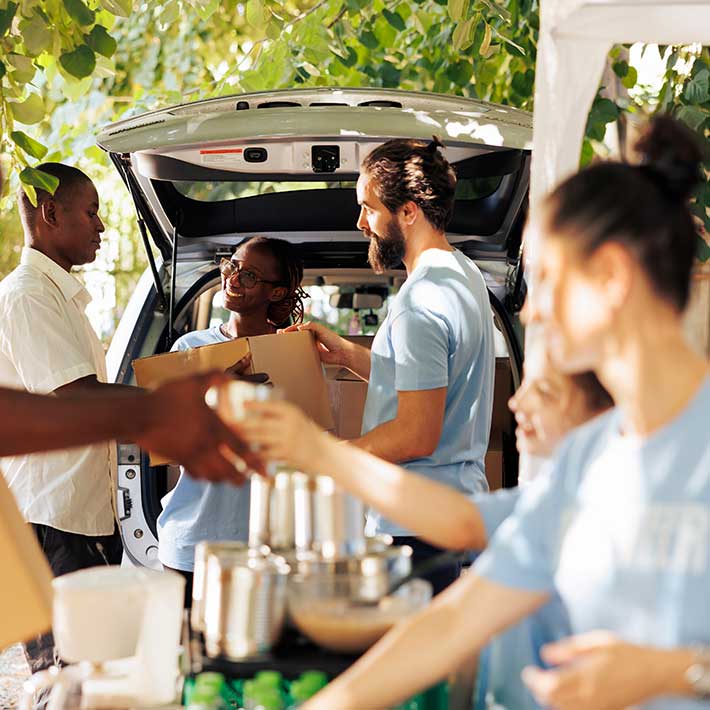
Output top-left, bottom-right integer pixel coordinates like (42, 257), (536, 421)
(244, 116), (709, 710)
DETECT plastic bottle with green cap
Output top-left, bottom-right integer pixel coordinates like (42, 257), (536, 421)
(254, 670), (283, 690)
(186, 672), (227, 710)
(287, 671), (329, 708)
(244, 686), (285, 710)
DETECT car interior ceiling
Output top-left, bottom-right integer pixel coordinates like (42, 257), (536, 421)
(146, 148), (527, 245)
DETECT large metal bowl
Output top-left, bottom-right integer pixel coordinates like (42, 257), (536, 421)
(287, 543), (413, 602)
(287, 573), (432, 653)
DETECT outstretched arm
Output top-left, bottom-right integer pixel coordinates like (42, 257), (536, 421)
(0, 373), (261, 483)
(240, 400), (488, 550)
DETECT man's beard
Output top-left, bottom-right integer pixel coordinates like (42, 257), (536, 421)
(366, 219), (406, 274)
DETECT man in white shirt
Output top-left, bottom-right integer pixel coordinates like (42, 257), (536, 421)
(0, 163), (148, 676)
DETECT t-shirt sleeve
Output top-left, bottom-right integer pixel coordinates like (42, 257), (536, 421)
(1, 292), (96, 393)
(473, 459), (567, 593)
(472, 487), (522, 540)
(389, 307), (450, 391)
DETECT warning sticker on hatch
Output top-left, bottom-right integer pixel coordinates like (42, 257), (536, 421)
(200, 148), (243, 165)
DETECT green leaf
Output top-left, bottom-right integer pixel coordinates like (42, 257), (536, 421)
(246, 0), (265, 27)
(265, 16), (282, 40)
(60, 44), (95, 78)
(0, 61), (5, 80)
(99, 0), (132, 17)
(189, 0), (220, 20)
(85, 25), (116, 58)
(383, 8), (406, 31)
(9, 93), (44, 124)
(0, 2), (18, 38)
(695, 233), (710, 262)
(61, 74), (92, 100)
(479, 0), (511, 24)
(20, 14), (53, 56)
(359, 29), (378, 50)
(11, 130), (48, 159)
(156, 0), (179, 31)
(479, 22), (492, 56)
(381, 60), (400, 88)
(621, 66), (638, 90)
(586, 97), (619, 142)
(676, 105), (709, 132)
(8, 53), (36, 83)
(63, 0), (95, 26)
(580, 139), (594, 168)
(446, 59), (473, 86)
(334, 45), (358, 68)
(683, 67), (709, 105)
(452, 16), (476, 51)
(447, 0), (469, 22)
(20, 166), (60, 195)
(22, 183), (38, 208)
(612, 60), (629, 78)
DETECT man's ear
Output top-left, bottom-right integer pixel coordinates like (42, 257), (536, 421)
(269, 286), (288, 302)
(400, 200), (419, 226)
(40, 199), (58, 228)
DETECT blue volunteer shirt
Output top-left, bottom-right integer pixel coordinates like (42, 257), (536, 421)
(157, 325), (250, 572)
(474, 487), (572, 710)
(475, 378), (710, 710)
(362, 248), (495, 537)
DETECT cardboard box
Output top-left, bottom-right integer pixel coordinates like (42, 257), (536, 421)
(484, 431), (504, 492)
(327, 377), (369, 440)
(0, 474), (53, 648)
(133, 331), (335, 464)
(492, 357), (514, 433)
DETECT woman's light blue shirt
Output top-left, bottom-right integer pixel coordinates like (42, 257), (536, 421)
(157, 326), (250, 571)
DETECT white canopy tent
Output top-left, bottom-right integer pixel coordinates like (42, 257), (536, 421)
(531, 0), (710, 210)
(518, 1), (710, 483)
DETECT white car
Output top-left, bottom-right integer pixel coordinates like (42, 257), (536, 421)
(98, 87), (529, 568)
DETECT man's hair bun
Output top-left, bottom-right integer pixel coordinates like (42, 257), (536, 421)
(426, 135), (445, 154)
(636, 115), (705, 201)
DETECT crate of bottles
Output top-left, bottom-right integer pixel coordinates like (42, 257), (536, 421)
(184, 669), (448, 710)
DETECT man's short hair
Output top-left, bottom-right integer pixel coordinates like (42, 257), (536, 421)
(18, 163), (92, 230)
(361, 136), (457, 231)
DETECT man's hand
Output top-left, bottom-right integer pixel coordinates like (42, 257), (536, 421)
(521, 632), (686, 710)
(138, 372), (264, 483)
(280, 322), (370, 379)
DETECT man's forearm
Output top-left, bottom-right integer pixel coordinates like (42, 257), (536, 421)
(350, 418), (428, 463)
(0, 386), (155, 456)
(342, 342), (371, 381)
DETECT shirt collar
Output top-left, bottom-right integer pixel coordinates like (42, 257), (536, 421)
(21, 247), (91, 307)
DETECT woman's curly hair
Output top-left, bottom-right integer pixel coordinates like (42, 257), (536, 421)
(237, 236), (307, 327)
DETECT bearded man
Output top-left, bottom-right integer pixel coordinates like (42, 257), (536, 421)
(289, 137), (495, 594)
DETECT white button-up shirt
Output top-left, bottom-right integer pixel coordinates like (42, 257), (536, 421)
(0, 247), (116, 535)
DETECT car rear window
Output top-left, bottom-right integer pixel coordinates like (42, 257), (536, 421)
(173, 176), (503, 203)
(173, 180), (357, 201)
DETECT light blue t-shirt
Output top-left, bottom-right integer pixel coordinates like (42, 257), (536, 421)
(474, 488), (571, 710)
(157, 325), (250, 572)
(476, 378), (710, 710)
(363, 248), (495, 536)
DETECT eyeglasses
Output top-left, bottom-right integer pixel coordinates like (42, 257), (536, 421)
(219, 258), (282, 290)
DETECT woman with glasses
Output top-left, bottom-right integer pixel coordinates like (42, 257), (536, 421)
(157, 236), (305, 605)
